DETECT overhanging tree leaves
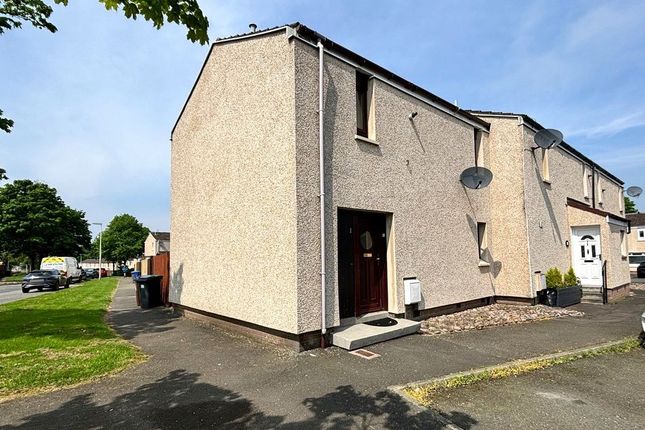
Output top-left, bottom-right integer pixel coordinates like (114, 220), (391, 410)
(0, 179), (91, 267)
(100, 214), (149, 264)
(0, 0), (209, 138)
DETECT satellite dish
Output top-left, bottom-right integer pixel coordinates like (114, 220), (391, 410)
(534, 128), (563, 149)
(460, 166), (493, 189)
(626, 186), (643, 198)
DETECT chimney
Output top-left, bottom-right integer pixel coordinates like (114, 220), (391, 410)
(249, 23), (257, 32)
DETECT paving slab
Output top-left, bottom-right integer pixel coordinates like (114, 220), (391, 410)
(0, 279), (643, 429)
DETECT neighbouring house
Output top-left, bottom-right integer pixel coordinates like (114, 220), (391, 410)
(468, 111), (630, 304)
(169, 23), (631, 350)
(80, 259), (117, 270)
(626, 212), (645, 273)
(144, 232), (171, 257)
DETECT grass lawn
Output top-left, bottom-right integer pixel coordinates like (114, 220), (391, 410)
(0, 273), (26, 282)
(0, 277), (145, 400)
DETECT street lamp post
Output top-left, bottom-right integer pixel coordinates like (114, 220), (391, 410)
(92, 222), (103, 279)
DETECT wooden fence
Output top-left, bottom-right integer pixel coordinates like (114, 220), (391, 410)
(150, 252), (170, 305)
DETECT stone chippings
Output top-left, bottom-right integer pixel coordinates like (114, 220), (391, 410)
(629, 282), (645, 291)
(420, 304), (584, 335)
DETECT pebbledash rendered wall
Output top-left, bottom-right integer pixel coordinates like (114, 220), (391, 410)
(170, 32), (301, 334)
(475, 113), (630, 294)
(292, 39), (494, 333)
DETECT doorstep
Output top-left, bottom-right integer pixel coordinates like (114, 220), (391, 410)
(331, 318), (421, 350)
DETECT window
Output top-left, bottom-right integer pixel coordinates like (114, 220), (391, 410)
(356, 71), (370, 138)
(619, 189), (624, 214)
(583, 166), (590, 199)
(620, 230), (627, 257)
(477, 222), (488, 262)
(541, 148), (550, 182)
(597, 177), (603, 205)
(638, 228), (645, 242)
(474, 130), (484, 167)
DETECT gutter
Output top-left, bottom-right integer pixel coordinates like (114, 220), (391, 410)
(317, 40), (327, 347)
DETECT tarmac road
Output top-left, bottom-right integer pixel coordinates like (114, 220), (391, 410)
(0, 282), (79, 305)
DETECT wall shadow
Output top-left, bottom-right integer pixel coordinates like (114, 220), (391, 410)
(0, 372), (477, 429)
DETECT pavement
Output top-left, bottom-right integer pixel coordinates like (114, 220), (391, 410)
(429, 349), (645, 430)
(0, 282), (82, 305)
(0, 279), (643, 429)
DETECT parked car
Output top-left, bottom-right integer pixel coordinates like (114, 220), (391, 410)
(99, 268), (108, 278)
(629, 254), (645, 274)
(21, 270), (68, 293)
(637, 262), (645, 278)
(79, 268), (87, 281)
(40, 256), (83, 283)
(84, 268), (98, 279)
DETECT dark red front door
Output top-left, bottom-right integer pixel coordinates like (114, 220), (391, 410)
(353, 212), (387, 316)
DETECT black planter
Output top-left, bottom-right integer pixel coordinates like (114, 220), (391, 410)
(544, 286), (582, 307)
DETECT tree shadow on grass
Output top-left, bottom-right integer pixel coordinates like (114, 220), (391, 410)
(0, 370), (476, 429)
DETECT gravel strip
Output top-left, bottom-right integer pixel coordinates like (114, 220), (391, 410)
(629, 282), (645, 291)
(420, 304), (584, 336)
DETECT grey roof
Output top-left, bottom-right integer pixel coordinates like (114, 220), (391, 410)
(172, 23), (490, 135)
(627, 212), (645, 226)
(150, 232), (170, 241)
(467, 110), (624, 186)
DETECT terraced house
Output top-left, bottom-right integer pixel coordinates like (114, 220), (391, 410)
(169, 23), (631, 350)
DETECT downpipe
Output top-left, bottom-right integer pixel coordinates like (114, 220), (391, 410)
(318, 40), (327, 348)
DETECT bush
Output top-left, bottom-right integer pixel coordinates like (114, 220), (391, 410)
(545, 267), (563, 289)
(563, 267), (578, 287)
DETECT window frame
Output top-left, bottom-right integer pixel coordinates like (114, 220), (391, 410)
(356, 71), (370, 138)
(620, 230), (627, 257)
(541, 148), (550, 183)
(477, 222), (488, 263)
(638, 228), (645, 242)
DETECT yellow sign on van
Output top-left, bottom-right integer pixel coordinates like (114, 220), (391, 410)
(42, 257), (65, 263)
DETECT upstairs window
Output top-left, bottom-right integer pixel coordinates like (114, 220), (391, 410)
(541, 148), (550, 182)
(621, 230), (627, 257)
(477, 222), (488, 262)
(356, 71), (371, 138)
(474, 130), (484, 167)
(638, 228), (645, 242)
(583, 166), (590, 199)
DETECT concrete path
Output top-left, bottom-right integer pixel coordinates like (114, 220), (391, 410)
(0, 279), (643, 429)
(0, 282), (81, 305)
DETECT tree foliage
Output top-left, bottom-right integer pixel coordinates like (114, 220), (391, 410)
(100, 214), (149, 264)
(0, 0), (209, 137)
(625, 196), (637, 214)
(0, 180), (91, 267)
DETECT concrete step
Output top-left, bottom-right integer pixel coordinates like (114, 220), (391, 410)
(331, 318), (420, 350)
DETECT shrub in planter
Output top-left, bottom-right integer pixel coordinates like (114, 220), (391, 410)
(563, 267), (578, 287)
(544, 267), (582, 307)
(545, 267), (563, 289)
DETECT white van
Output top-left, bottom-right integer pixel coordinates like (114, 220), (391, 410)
(40, 257), (82, 283)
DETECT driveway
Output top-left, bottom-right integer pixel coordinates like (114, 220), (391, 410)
(0, 282), (81, 305)
(0, 280), (643, 429)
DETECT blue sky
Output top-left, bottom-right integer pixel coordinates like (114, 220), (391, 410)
(1, 0), (644, 235)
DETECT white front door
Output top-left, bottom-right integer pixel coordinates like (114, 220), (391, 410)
(571, 226), (602, 287)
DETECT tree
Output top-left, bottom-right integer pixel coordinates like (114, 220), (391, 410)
(100, 214), (149, 264)
(0, 0), (209, 139)
(625, 196), (637, 214)
(0, 179), (91, 267)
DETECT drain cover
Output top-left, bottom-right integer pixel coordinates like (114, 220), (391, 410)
(364, 318), (398, 327)
(349, 349), (381, 360)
